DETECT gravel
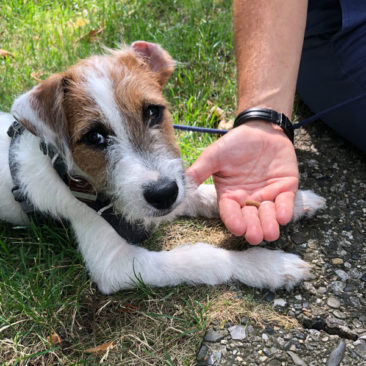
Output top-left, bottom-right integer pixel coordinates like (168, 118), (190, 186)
(196, 121), (366, 365)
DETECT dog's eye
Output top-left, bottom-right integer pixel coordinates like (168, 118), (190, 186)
(82, 131), (108, 149)
(143, 105), (164, 128)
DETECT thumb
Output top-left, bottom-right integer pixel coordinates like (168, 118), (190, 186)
(186, 142), (220, 185)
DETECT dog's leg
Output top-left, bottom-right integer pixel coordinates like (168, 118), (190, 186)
(69, 209), (310, 294)
(176, 184), (325, 221)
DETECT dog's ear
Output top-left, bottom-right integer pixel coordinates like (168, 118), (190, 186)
(131, 41), (175, 86)
(11, 73), (70, 154)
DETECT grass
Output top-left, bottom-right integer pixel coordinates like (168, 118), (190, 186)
(0, 1), (295, 364)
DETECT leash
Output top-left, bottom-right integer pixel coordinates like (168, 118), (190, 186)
(173, 91), (366, 135)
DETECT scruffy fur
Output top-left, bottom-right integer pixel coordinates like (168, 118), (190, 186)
(0, 42), (325, 294)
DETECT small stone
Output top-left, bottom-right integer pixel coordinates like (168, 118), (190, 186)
(274, 298), (287, 307)
(247, 325), (255, 336)
(262, 333), (269, 341)
(295, 294), (302, 300)
(349, 268), (362, 279)
(287, 351), (307, 366)
(317, 287), (327, 294)
(291, 232), (307, 244)
(327, 339), (346, 366)
(351, 253), (360, 260)
(354, 340), (366, 358)
(197, 345), (208, 361)
(329, 281), (346, 295)
(361, 273), (366, 282)
(344, 284), (354, 292)
(265, 291), (276, 302)
(268, 360), (282, 366)
(289, 344), (297, 351)
(228, 325), (246, 340)
(207, 351), (222, 365)
(335, 269), (349, 281)
(333, 310), (346, 319)
(303, 281), (317, 295)
(204, 330), (225, 342)
(241, 316), (247, 325)
(327, 296), (341, 308)
(331, 258), (343, 265)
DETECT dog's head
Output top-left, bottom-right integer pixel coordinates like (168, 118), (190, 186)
(11, 41), (185, 223)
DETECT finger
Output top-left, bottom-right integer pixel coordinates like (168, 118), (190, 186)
(242, 205), (263, 245)
(249, 178), (298, 203)
(186, 143), (220, 186)
(219, 197), (246, 236)
(275, 191), (296, 225)
(258, 201), (280, 241)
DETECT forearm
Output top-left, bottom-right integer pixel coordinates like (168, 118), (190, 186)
(233, 0), (308, 117)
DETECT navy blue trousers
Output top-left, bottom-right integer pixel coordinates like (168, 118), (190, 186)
(297, 0), (366, 152)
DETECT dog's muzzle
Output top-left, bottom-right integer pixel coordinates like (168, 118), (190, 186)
(143, 177), (179, 211)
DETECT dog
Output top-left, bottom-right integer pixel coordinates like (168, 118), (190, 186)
(0, 41), (325, 294)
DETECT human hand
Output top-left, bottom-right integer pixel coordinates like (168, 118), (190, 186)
(186, 121), (299, 245)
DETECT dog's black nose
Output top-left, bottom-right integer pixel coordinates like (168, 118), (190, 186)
(143, 178), (179, 210)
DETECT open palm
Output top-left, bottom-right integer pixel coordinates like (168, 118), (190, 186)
(187, 121), (299, 244)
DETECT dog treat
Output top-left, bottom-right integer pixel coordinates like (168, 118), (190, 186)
(245, 200), (261, 208)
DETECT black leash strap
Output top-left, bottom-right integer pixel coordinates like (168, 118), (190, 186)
(173, 91), (366, 135)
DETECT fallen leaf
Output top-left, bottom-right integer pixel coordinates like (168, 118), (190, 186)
(218, 119), (234, 130)
(31, 71), (45, 82)
(0, 49), (14, 58)
(121, 302), (138, 313)
(85, 341), (115, 354)
(79, 26), (105, 43)
(50, 332), (62, 345)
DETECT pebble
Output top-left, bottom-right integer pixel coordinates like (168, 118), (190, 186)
(354, 340), (366, 358)
(207, 351), (222, 365)
(329, 281), (346, 295)
(327, 339), (346, 366)
(274, 298), (287, 307)
(333, 310), (346, 319)
(331, 258), (343, 265)
(197, 345), (208, 361)
(361, 273), (366, 282)
(292, 232), (307, 244)
(335, 269), (349, 281)
(327, 296), (341, 308)
(228, 325), (246, 340)
(204, 330), (225, 342)
(349, 268), (362, 279)
(287, 351), (307, 366)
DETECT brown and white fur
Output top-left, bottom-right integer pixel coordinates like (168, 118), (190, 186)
(0, 42), (325, 294)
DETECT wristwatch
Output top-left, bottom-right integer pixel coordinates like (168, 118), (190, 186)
(233, 107), (294, 143)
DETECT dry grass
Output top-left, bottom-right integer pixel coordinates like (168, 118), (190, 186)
(0, 219), (299, 365)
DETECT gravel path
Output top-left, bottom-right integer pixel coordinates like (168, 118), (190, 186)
(196, 121), (366, 366)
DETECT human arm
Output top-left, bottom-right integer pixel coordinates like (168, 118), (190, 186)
(186, 0), (308, 244)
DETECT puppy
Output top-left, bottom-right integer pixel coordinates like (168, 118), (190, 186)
(0, 41), (325, 294)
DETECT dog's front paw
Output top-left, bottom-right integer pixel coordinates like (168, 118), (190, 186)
(293, 189), (326, 222)
(234, 247), (310, 290)
(273, 251), (311, 290)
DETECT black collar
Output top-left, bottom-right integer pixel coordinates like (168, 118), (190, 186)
(7, 120), (151, 243)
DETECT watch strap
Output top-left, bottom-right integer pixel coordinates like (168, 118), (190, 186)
(234, 108), (294, 143)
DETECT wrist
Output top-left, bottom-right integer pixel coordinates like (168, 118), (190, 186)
(234, 108), (294, 142)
